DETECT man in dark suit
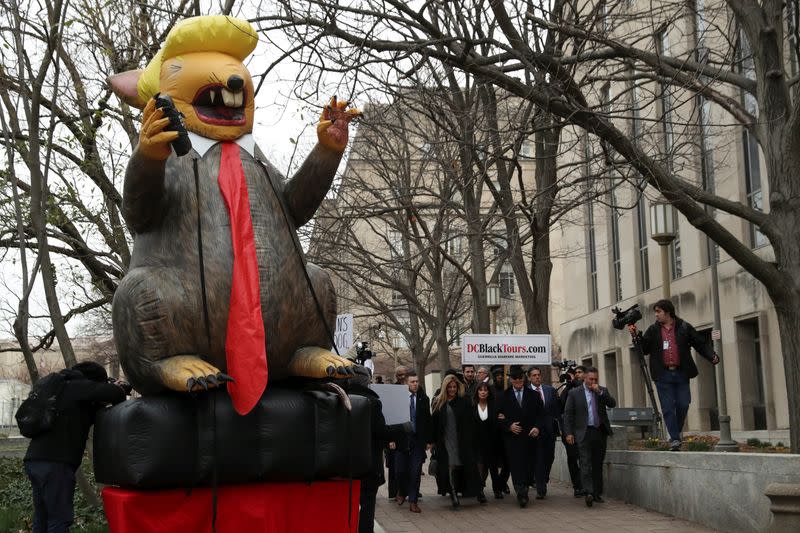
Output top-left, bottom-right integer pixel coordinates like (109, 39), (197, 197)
(563, 366), (616, 508)
(528, 367), (559, 500)
(394, 371), (432, 513)
(498, 366), (543, 508)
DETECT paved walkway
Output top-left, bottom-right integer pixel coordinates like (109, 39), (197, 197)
(374, 467), (716, 532)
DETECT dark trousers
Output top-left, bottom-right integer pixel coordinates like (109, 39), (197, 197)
(561, 436), (582, 491)
(395, 440), (426, 502)
(358, 481), (378, 533)
(24, 461), (76, 533)
(492, 439), (510, 492)
(385, 449), (397, 498)
(533, 434), (556, 494)
(656, 370), (692, 442)
(504, 436), (533, 494)
(578, 427), (607, 497)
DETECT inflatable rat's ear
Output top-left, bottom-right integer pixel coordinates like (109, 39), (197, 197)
(109, 70), (146, 109)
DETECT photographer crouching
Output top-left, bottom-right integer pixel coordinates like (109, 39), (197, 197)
(628, 299), (719, 451)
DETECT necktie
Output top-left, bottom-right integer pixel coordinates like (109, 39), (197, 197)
(590, 391), (600, 427)
(516, 389), (522, 406)
(536, 386), (545, 405)
(410, 394), (416, 433)
(218, 142), (268, 415)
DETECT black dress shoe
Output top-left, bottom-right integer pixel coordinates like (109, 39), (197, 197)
(594, 495), (604, 503)
(517, 490), (529, 508)
(478, 490), (487, 504)
(450, 492), (460, 509)
(574, 489), (584, 498)
(536, 492), (545, 500)
(494, 491), (504, 499)
(585, 494), (594, 507)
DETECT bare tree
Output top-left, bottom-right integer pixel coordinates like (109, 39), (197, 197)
(255, 0), (800, 451)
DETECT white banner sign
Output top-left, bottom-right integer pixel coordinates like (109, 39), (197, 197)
(334, 313), (354, 355)
(369, 384), (412, 425)
(461, 334), (552, 365)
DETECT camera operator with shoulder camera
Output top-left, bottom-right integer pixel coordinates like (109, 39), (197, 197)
(22, 362), (131, 532)
(628, 299), (719, 451)
(355, 341), (375, 378)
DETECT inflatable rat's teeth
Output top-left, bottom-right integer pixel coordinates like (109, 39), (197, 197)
(209, 90), (216, 104)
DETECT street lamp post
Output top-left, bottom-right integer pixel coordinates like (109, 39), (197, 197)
(486, 282), (503, 388)
(391, 335), (402, 368)
(649, 201), (678, 299)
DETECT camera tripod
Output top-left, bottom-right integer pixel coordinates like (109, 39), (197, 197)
(629, 329), (665, 439)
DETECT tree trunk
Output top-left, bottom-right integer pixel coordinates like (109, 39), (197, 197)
(770, 293), (800, 453)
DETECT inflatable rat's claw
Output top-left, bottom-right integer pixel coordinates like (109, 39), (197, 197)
(207, 374), (219, 387)
(327, 365), (336, 377)
(336, 366), (346, 375)
(197, 376), (209, 391)
(186, 378), (196, 392)
(217, 373), (235, 383)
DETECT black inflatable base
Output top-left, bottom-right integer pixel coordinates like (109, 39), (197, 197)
(93, 386), (371, 489)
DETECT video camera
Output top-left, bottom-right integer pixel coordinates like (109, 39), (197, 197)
(611, 303), (642, 330)
(551, 359), (578, 383)
(355, 341), (373, 364)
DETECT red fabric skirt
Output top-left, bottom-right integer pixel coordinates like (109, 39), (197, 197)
(103, 480), (360, 533)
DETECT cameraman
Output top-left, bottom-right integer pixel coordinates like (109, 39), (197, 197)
(628, 299), (719, 451)
(355, 342), (375, 377)
(24, 362), (130, 532)
(559, 366), (585, 497)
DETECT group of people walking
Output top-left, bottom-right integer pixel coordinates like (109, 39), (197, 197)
(384, 363), (617, 514)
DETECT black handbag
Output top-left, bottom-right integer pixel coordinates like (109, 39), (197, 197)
(427, 449), (437, 476)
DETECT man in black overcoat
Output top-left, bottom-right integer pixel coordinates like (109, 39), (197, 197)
(497, 366), (543, 508)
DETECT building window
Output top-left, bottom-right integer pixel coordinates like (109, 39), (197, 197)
(737, 29), (767, 248)
(587, 200), (599, 311)
(657, 30), (674, 164)
(635, 192), (650, 292)
(584, 134), (599, 312)
(448, 321), (461, 347)
(670, 234), (683, 280)
(388, 230), (402, 260)
(499, 264), (515, 298)
(630, 71), (642, 140)
(789, 0), (800, 76)
(609, 190), (622, 303)
(445, 233), (463, 257)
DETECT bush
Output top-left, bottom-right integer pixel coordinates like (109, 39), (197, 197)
(776, 442), (785, 448)
(0, 433), (8, 439)
(746, 437), (761, 447)
(685, 440), (712, 452)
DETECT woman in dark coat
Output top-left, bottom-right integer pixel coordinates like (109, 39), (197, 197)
(472, 381), (505, 503)
(431, 374), (482, 508)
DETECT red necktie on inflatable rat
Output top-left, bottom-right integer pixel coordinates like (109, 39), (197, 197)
(217, 141), (268, 415)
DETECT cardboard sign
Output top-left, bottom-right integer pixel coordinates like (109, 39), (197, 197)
(334, 314), (353, 355)
(461, 334), (552, 365)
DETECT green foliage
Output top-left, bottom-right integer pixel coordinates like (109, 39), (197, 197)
(0, 457), (108, 532)
(643, 437), (669, 450)
(685, 440), (712, 452)
(0, 434), (7, 440)
(746, 437), (761, 447)
(776, 442), (785, 448)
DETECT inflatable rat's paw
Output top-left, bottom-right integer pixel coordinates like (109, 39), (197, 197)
(289, 346), (356, 379)
(138, 98), (179, 161)
(316, 96), (361, 153)
(154, 355), (227, 393)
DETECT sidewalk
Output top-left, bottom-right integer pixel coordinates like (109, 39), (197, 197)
(374, 468), (716, 532)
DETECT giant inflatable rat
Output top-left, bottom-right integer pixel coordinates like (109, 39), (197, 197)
(109, 16), (358, 410)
